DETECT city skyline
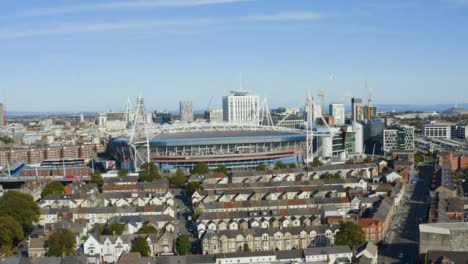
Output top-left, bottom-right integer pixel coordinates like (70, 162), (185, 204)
(2, 0), (468, 111)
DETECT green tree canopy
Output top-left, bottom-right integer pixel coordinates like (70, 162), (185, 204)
(0, 191), (40, 232)
(186, 182), (203, 197)
(103, 223), (125, 235)
(335, 222), (366, 249)
(138, 162), (161, 182)
(309, 158), (324, 167)
(191, 162), (210, 174)
(0, 216), (24, 250)
(118, 169), (129, 177)
(214, 165), (228, 175)
(90, 170), (104, 191)
(243, 242), (250, 252)
(363, 157), (372, 163)
(0, 136), (14, 144)
(289, 163), (298, 169)
(131, 237), (150, 256)
(136, 224), (158, 234)
(169, 169), (186, 188)
(175, 234), (190, 255)
(275, 161), (287, 170)
(41, 181), (65, 198)
(47, 228), (76, 257)
(256, 164), (267, 171)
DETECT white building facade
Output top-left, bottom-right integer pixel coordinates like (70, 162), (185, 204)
(329, 103), (345, 125)
(223, 91), (259, 125)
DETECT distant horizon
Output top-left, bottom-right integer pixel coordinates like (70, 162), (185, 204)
(6, 102), (468, 116)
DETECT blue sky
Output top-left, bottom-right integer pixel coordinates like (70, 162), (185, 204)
(1, 0), (468, 112)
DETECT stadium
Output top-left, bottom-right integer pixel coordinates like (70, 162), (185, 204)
(108, 123), (306, 171)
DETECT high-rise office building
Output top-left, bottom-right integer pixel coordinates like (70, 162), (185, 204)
(383, 125), (415, 153)
(329, 103), (345, 125)
(364, 105), (378, 120)
(206, 108), (223, 123)
(360, 119), (385, 154)
(351, 98), (364, 122)
(223, 91), (259, 125)
(180, 100), (194, 123)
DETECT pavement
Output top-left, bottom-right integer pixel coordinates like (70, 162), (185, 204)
(378, 162), (434, 264)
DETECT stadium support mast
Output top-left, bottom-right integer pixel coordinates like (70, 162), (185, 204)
(305, 93), (315, 164)
(129, 93), (150, 171)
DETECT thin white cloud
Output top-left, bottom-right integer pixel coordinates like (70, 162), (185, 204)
(18, 0), (252, 17)
(0, 19), (215, 39)
(243, 11), (325, 21)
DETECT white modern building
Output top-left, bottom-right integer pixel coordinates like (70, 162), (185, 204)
(180, 100), (194, 123)
(329, 103), (345, 125)
(383, 125), (415, 153)
(223, 91), (259, 125)
(422, 123), (452, 139)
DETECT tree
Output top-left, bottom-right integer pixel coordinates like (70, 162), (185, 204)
(138, 162), (161, 182)
(363, 157), (372, 163)
(47, 228), (76, 256)
(136, 224), (158, 234)
(345, 159), (355, 165)
(131, 237), (150, 257)
(214, 165), (228, 175)
(243, 242), (250, 252)
(289, 163), (298, 169)
(275, 161), (287, 170)
(118, 169), (129, 177)
(186, 182), (203, 197)
(41, 181), (65, 198)
(309, 158), (323, 167)
(191, 162), (209, 174)
(334, 222), (366, 249)
(256, 164), (267, 171)
(0, 191), (40, 233)
(175, 234), (190, 255)
(0, 136), (14, 144)
(169, 169), (186, 188)
(0, 216), (24, 251)
(90, 171), (104, 192)
(103, 223), (125, 235)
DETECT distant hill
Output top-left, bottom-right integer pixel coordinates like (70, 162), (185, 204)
(376, 103), (468, 113)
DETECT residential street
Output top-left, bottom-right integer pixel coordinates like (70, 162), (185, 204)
(378, 163), (434, 264)
(173, 189), (199, 254)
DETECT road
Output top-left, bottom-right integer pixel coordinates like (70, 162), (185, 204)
(378, 163), (434, 264)
(172, 189), (200, 254)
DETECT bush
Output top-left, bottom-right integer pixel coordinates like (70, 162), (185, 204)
(131, 237), (150, 256)
(256, 164), (267, 171)
(186, 182), (203, 197)
(47, 228), (76, 256)
(335, 222), (366, 249)
(275, 161), (287, 170)
(118, 169), (129, 177)
(103, 223), (125, 235)
(138, 162), (161, 182)
(214, 165), (228, 175)
(191, 162), (209, 174)
(136, 224), (158, 234)
(41, 182), (65, 198)
(176, 234), (190, 255)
